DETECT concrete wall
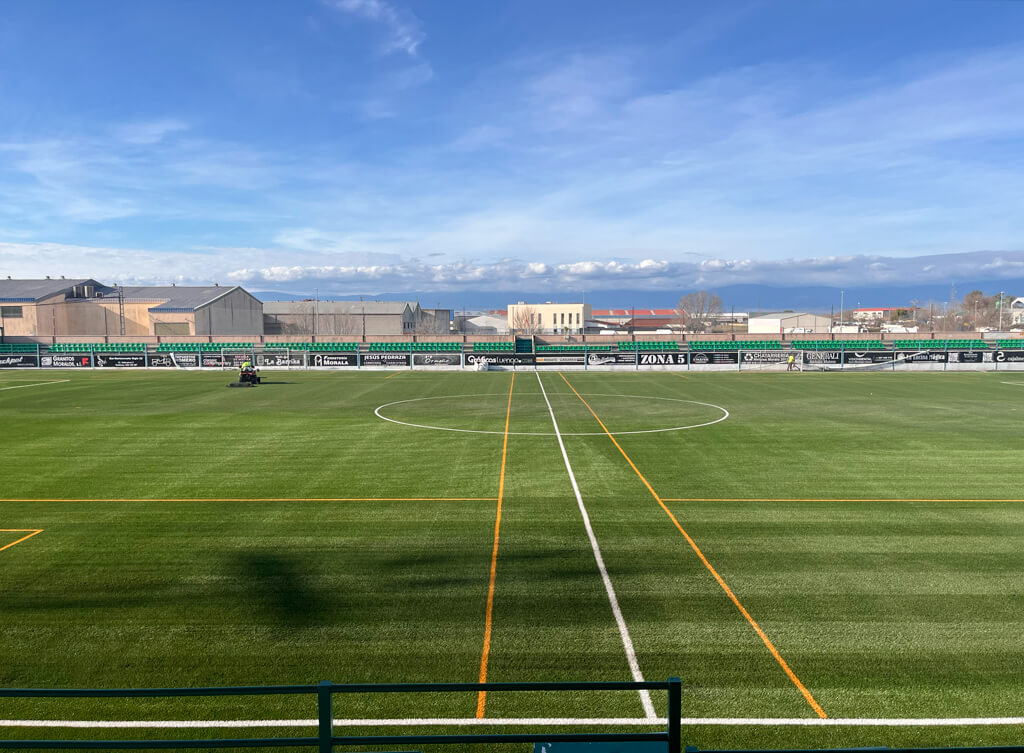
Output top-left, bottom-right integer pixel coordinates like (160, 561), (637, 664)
(0, 302), (38, 336)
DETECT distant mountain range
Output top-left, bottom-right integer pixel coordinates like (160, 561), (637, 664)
(253, 278), (1024, 315)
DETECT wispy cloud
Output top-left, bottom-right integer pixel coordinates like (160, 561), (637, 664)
(114, 119), (189, 145)
(324, 0), (424, 57)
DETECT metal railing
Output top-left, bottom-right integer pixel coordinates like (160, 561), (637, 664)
(0, 677), (681, 751)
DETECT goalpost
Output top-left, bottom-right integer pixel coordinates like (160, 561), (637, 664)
(220, 347), (256, 369)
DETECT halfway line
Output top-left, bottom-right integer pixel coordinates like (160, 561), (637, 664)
(476, 374), (515, 717)
(536, 372), (657, 720)
(558, 372), (826, 719)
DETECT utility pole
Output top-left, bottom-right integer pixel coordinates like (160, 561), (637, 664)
(839, 290), (844, 328)
(999, 291), (1005, 331)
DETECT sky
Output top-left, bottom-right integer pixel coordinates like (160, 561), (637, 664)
(1, 0), (1023, 298)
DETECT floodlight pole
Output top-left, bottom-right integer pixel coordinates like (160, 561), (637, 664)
(999, 291), (1005, 331)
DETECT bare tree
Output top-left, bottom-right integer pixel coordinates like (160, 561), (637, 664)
(511, 306), (540, 334)
(677, 291), (722, 334)
(962, 290), (999, 329)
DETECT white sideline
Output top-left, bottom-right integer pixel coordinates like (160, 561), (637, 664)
(999, 381), (1024, 386)
(3, 716), (1024, 729)
(0, 379), (69, 391)
(535, 372), (658, 721)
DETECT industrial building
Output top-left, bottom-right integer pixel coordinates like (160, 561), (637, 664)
(262, 300), (451, 337)
(748, 312), (832, 334)
(0, 278), (262, 338)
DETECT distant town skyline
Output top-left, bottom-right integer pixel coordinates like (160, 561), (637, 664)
(2, 1), (1023, 293)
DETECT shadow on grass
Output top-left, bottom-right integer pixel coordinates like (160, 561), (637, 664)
(233, 552), (330, 628)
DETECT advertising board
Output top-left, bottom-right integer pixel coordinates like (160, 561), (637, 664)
(413, 353), (462, 366)
(464, 353), (535, 367)
(0, 354), (39, 368)
(309, 353), (358, 367)
(802, 351), (841, 365)
(843, 351), (893, 364)
(996, 350), (1024, 363)
(39, 354), (91, 368)
(94, 354), (147, 368)
(689, 352), (736, 365)
(257, 353), (305, 367)
(362, 353), (411, 366)
(740, 351), (789, 363)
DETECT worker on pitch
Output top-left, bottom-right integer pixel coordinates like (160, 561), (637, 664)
(787, 353), (795, 371)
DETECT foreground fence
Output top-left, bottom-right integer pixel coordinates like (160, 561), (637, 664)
(0, 678), (680, 751)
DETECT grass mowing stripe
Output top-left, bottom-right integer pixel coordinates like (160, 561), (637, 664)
(662, 498), (1024, 503)
(0, 498), (496, 503)
(0, 718), (668, 728)
(5, 717), (1024, 728)
(476, 374), (514, 717)
(0, 529), (44, 552)
(535, 372), (657, 721)
(557, 372), (827, 720)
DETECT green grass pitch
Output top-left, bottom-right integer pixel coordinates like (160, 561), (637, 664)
(1, 369), (1023, 749)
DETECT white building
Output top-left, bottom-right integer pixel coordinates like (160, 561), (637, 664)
(507, 302), (591, 334)
(1008, 297), (1024, 327)
(748, 312), (832, 334)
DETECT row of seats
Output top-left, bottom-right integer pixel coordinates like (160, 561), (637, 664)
(618, 341), (680, 350)
(0, 343), (41, 352)
(997, 339), (1024, 348)
(368, 342), (462, 352)
(267, 342), (359, 351)
(473, 342), (515, 351)
(536, 345), (613, 352)
(792, 340), (885, 350)
(49, 343), (147, 352)
(690, 341), (782, 351)
(895, 339), (989, 350)
(156, 342), (254, 352)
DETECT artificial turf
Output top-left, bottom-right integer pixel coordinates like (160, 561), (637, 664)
(0, 369), (1022, 750)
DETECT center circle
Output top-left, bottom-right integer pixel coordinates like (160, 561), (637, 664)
(373, 393), (729, 436)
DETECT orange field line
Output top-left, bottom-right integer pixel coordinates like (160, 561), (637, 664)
(0, 498), (496, 503)
(663, 497), (1024, 503)
(0, 529), (44, 553)
(558, 372), (827, 719)
(476, 373), (515, 718)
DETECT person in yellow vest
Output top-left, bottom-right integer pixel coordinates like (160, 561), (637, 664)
(787, 353), (795, 371)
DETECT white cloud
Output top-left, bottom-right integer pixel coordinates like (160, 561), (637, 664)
(325, 0), (424, 57)
(4, 242), (1022, 297)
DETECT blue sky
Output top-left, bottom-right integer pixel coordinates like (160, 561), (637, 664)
(1, 0), (1023, 296)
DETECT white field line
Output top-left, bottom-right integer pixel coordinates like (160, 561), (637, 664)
(374, 393), (728, 437)
(535, 372), (657, 721)
(999, 381), (1024, 386)
(0, 379), (69, 391)
(3, 716), (1024, 729)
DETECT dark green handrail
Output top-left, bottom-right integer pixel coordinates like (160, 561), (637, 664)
(0, 677), (681, 752)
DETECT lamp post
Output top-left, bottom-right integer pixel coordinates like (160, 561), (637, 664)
(999, 292), (1005, 331)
